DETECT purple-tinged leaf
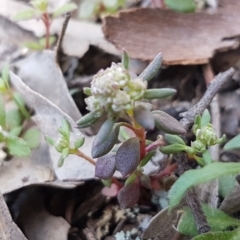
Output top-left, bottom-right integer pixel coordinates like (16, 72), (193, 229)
(117, 182), (140, 208)
(92, 124), (120, 158)
(95, 153), (116, 179)
(152, 110), (186, 135)
(115, 137), (140, 176)
(140, 174), (152, 189)
(133, 104), (155, 130)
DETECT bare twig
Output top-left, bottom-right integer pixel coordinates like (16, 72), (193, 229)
(175, 68), (234, 234)
(55, 12), (72, 64)
(179, 68), (234, 129)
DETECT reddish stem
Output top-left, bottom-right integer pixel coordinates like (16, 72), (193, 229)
(42, 13), (51, 49)
(151, 163), (178, 180)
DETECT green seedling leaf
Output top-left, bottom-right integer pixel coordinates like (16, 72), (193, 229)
(122, 49), (129, 70)
(160, 144), (192, 154)
(125, 172), (137, 186)
(13, 93), (30, 119)
(10, 126), (23, 136)
(1, 64), (10, 86)
(194, 115), (202, 129)
(201, 109), (211, 127)
(119, 126), (135, 142)
(58, 147), (69, 167)
(192, 227), (240, 240)
(102, 179), (112, 187)
(117, 182), (140, 208)
(39, 36), (56, 47)
(83, 87), (92, 96)
(6, 109), (23, 130)
(13, 9), (36, 21)
(133, 104), (155, 130)
(165, 134), (186, 145)
(74, 137), (85, 149)
(144, 88), (176, 99)
(140, 150), (155, 167)
(169, 162), (240, 211)
(95, 153), (116, 179)
(45, 136), (55, 146)
(178, 204), (240, 237)
(92, 123), (120, 158)
(61, 119), (71, 140)
(31, 0), (48, 12)
(94, 118), (115, 148)
(164, 0), (196, 13)
(224, 134), (240, 150)
(25, 41), (45, 51)
(153, 110), (186, 135)
(139, 53), (162, 82)
(79, 1), (98, 19)
(23, 127), (41, 149)
(202, 150), (212, 165)
(102, 0), (123, 10)
(53, 3), (78, 18)
(76, 112), (100, 128)
(115, 137), (140, 176)
(0, 78), (6, 92)
(6, 135), (31, 157)
(0, 94), (6, 128)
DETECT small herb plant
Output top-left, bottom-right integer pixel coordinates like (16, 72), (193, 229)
(0, 65), (40, 158)
(79, 0), (126, 20)
(13, 0), (77, 50)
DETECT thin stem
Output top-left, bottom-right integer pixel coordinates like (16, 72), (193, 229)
(74, 149), (96, 166)
(42, 13), (51, 49)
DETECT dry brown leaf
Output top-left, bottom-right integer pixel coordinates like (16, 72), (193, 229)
(220, 185), (240, 215)
(142, 205), (190, 240)
(103, 0), (240, 65)
(10, 72), (95, 181)
(0, 191), (27, 240)
(14, 51), (81, 121)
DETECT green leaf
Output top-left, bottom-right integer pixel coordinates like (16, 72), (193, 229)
(178, 204), (240, 237)
(76, 112), (100, 128)
(6, 136), (31, 157)
(224, 134), (240, 150)
(74, 137), (85, 149)
(169, 162), (240, 211)
(139, 150), (155, 167)
(194, 115), (202, 129)
(192, 227), (240, 240)
(45, 136), (55, 146)
(31, 0), (48, 12)
(61, 119), (71, 140)
(53, 3), (77, 18)
(202, 150), (212, 165)
(144, 88), (176, 99)
(122, 49), (129, 70)
(92, 123), (120, 158)
(0, 78), (7, 92)
(102, 179), (112, 187)
(164, 0), (196, 13)
(164, 134), (186, 145)
(6, 109), (23, 129)
(201, 109), (211, 127)
(94, 119), (115, 148)
(1, 64), (9, 86)
(83, 87), (92, 96)
(79, 1), (98, 19)
(125, 172), (137, 186)
(102, 0), (120, 10)
(139, 53), (162, 82)
(24, 41), (45, 51)
(39, 36), (56, 47)
(9, 126), (23, 136)
(13, 93), (30, 119)
(13, 9), (36, 21)
(219, 175), (236, 198)
(0, 95), (6, 128)
(23, 127), (41, 149)
(152, 110), (186, 135)
(160, 144), (193, 154)
(58, 147), (69, 167)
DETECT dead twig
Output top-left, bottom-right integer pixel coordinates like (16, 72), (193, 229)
(175, 68), (234, 234)
(55, 12), (71, 64)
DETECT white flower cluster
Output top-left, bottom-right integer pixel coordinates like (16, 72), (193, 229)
(85, 63), (147, 117)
